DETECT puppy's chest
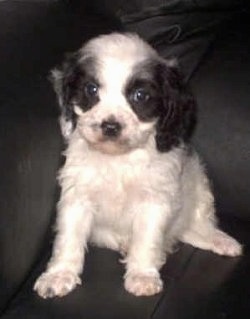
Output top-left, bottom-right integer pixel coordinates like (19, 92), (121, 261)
(76, 153), (148, 213)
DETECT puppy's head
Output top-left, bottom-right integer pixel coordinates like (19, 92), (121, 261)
(52, 33), (196, 154)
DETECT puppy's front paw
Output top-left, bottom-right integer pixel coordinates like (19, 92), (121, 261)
(124, 271), (163, 296)
(212, 230), (243, 257)
(34, 270), (81, 298)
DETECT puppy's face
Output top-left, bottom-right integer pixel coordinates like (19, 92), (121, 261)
(53, 33), (196, 154)
(70, 57), (160, 155)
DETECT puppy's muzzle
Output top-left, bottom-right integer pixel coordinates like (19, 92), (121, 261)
(101, 119), (122, 139)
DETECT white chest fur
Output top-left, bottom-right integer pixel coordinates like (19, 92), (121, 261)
(59, 133), (184, 232)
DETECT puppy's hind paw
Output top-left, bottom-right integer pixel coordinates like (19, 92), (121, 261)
(124, 270), (163, 296)
(212, 230), (243, 257)
(34, 270), (81, 298)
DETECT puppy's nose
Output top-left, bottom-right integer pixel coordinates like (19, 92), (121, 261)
(101, 120), (122, 138)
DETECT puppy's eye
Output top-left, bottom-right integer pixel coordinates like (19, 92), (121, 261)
(84, 82), (98, 97)
(132, 88), (150, 103)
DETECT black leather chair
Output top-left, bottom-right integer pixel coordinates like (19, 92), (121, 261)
(0, 1), (249, 318)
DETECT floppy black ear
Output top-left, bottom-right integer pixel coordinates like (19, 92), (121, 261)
(50, 52), (80, 139)
(155, 62), (197, 152)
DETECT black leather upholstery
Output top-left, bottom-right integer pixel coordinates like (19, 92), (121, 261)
(0, 1), (249, 318)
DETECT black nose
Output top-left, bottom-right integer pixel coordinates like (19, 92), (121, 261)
(101, 120), (122, 138)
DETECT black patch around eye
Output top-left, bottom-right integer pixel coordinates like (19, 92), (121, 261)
(125, 79), (161, 122)
(74, 77), (100, 111)
(62, 56), (100, 113)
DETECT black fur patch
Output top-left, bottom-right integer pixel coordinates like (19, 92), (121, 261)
(125, 77), (161, 122)
(154, 62), (196, 152)
(52, 52), (100, 132)
(125, 60), (196, 152)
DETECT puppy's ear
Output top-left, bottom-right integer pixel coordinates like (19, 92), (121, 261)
(155, 61), (196, 152)
(50, 52), (80, 140)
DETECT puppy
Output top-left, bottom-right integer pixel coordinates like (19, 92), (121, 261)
(34, 32), (242, 298)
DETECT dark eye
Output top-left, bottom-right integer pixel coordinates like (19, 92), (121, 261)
(132, 88), (150, 103)
(84, 82), (98, 97)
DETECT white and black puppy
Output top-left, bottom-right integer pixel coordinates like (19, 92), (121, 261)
(34, 32), (242, 298)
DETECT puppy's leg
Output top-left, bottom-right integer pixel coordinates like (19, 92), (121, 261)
(181, 168), (242, 257)
(34, 194), (93, 298)
(124, 202), (171, 296)
(182, 227), (242, 257)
